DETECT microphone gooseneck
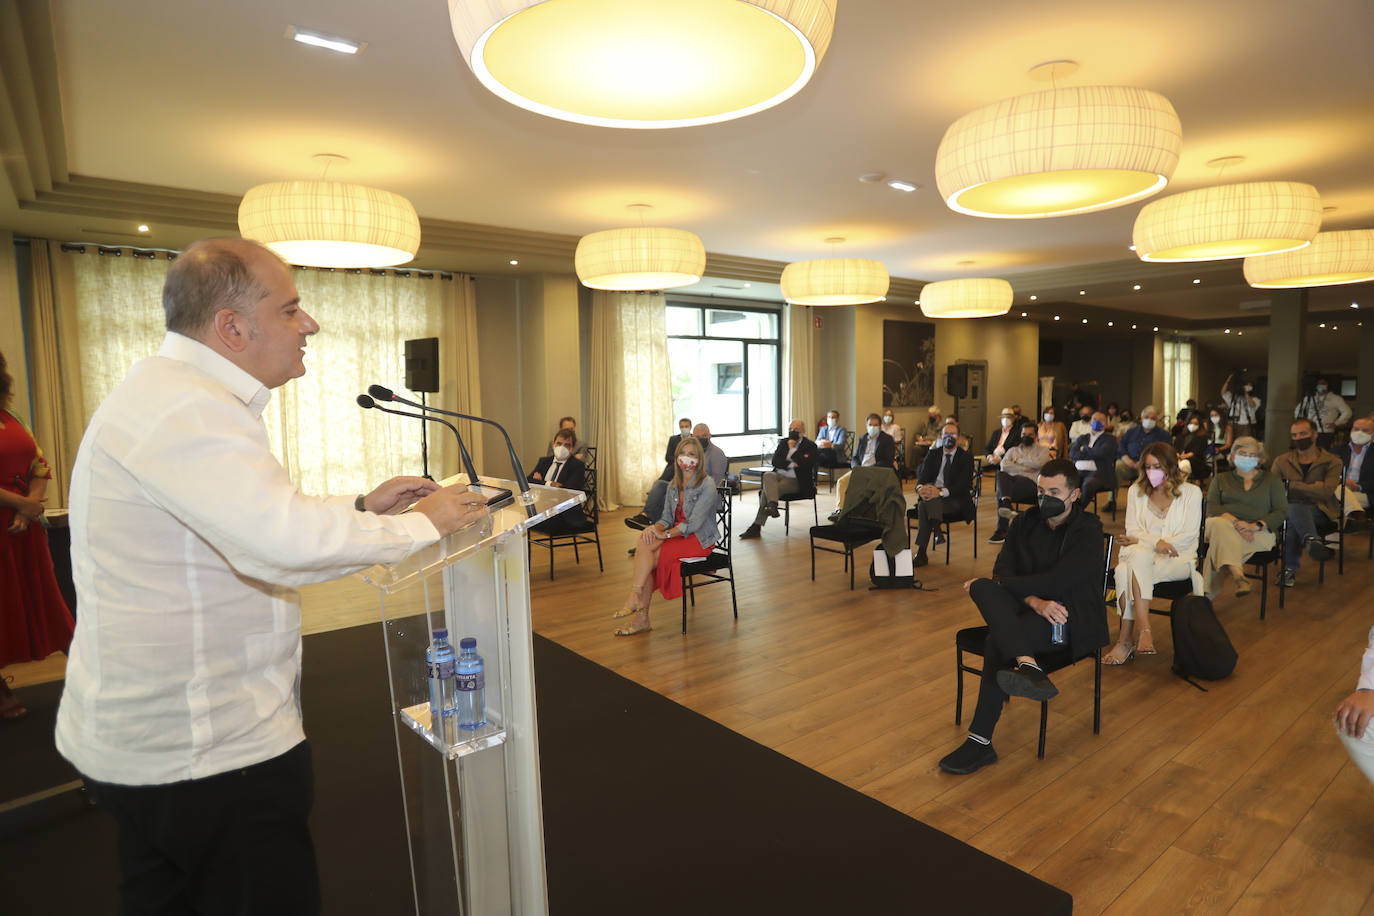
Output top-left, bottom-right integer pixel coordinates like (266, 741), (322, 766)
(356, 394), (480, 486)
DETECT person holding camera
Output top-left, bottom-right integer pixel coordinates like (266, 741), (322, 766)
(1222, 372), (1262, 438)
(1295, 376), (1352, 451)
(740, 419), (816, 540)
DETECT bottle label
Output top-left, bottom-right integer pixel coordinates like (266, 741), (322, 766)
(456, 670), (484, 691)
(428, 659), (454, 679)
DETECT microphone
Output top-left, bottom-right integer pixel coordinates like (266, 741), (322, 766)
(368, 384), (532, 500)
(356, 394), (481, 487)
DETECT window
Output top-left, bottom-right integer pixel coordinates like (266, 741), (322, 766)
(665, 301), (782, 459)
(1162, 337), (1194, 423)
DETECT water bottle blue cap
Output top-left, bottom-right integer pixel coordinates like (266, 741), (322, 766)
(432, 628), (447, 639)
(460, 637), (476, 649)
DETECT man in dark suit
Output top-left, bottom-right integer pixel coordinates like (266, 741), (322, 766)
(1334, 414), (1374, 521)
(850, 413), (896, 469)
(624, 417), (693, 529)
(1070, 411), (1118, 507)
(529, 428), (587, 534)
(938, 460), (1106, 775)
(912, 418), (975, 566)
(740, 418), (816, 540)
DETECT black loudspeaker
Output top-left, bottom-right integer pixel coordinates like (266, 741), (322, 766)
(946, 363), (969, 399)
(405, 337), (440, 393)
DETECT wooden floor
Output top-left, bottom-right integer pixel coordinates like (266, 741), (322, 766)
(10, 480), (1374, 914)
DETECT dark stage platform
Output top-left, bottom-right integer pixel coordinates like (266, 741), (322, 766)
(2, 626), (1071, 915)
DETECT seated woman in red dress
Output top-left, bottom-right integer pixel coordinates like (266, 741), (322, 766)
(0, 350), (75, 719)
(614, 435), (720, 636)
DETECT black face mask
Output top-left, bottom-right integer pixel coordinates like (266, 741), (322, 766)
(1020, 435), (1035, 448)
(1291, 437), (1313, 452)
(1038, 494), (1068, 518)
(699, 438), (709, 449)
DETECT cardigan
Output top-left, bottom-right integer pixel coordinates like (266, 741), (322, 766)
(1123, 481), (1203, 564)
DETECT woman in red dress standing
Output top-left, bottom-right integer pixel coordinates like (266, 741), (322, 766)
(614, 436), (720, 636)
(0, 350), (74, 719)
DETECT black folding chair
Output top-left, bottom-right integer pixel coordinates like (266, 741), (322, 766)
(780, 464), (820, 535)
(907, 469), (981, 563)
(809, 519), (884, 590)
(679, 487), (737, 633)
(527, 465), (602, 580)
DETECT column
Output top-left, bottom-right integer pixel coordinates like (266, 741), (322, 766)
(1264, 289), (1307, 456)
(1358, 316), (1374, 419)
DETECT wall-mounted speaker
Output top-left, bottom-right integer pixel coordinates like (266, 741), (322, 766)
(405, 337), (440, 393)
(946, 363), (969, 399)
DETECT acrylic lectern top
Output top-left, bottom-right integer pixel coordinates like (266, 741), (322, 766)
(357, 476), (584, 594)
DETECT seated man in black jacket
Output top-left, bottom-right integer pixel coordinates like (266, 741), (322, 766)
(911, 419), (975, 566)
(939, 460), (1107, 775)
(528, 428), (588, 535)
(1335, 415), (1374, 520)
(740, 419), (817, 540)
(828, 413), (896, 520)
(1070, 410), (1117, 507)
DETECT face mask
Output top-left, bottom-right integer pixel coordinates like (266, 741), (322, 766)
(680, 426), (690, 435)
(1146, 467), (1167, 488)
(1233, 455), (1259, 472)
(1243, 384), (1254, 393)
(883, 415), (893, 423)
(1291, 437), (1313, 452)
(867, 425), (879, 437)
(553, 445), (570, 460)
(1020, 435), (1035, 448)
(1210, 415), (1221, 424)
(1316, 385), (1328, 394)
(1187, 423), (1198, 433)
(789, 428), (802, 440)
(1352, 431), (1373, 446)
(1037, 494), (1067, 518)
(699, 437), (709, 449)
(827, 418), (838, 427)
(1044, 413), (1054, 423)
(942, 434), (957, 449)
(677, 456), (699, 471)
(1091, 419), (1104, 432)
(1001, 417), (1012, 428)
(1080, 414), (1092, 423)
(1141, 418), (1157, 430)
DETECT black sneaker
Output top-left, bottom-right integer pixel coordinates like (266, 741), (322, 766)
(624, 513), (651, 531)
(740, 524), (763, 540)
(827, 507), (843, 523)
(987, 529), (1006, 544)
(938, 737), (998, 775)
(997, 662), (1059, 701)
(1305, 536), (1335, 562)
(933, 527), (947, 545)
(1277, 568), (1296, 588)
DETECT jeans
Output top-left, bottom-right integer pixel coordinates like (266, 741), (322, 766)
(1284, 501), (1332, 571)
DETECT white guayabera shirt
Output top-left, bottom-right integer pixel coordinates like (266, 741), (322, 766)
(57, 333), (439, 786)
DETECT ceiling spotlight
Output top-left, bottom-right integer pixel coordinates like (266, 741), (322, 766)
(1353, 302), (1361, 309)
(1237, 331), (1243, 336)
(1079, 290), (1086, 295)
(1193, 278), (1201, 284)
(1132, 284), (1141, 290)
(1029, 295), (1038, 301)
(287, 25), (365, 55)
(1320, 322), (1327, 328)
(1108, 321), (1114, 327)
(1054, 315), (1060, 321)
(1132, 324), (1138, 329)
(1332, 324), (1338, 330)
(137, 224), (150, 232)
(1081, 318), (1088, 324)
(1128, 245), (1137, 251)
(508, 259), (519, 265)
(1152, 326), (1159, 331)
(1224, 328), (1231, 334)
(886, 179), (918, 193)
(1020, 311), (1027, 317)
(858, 172), (886, 184)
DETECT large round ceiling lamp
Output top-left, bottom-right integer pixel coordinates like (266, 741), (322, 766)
(238, 180), (421, 268)
(780, 239), (888, 305)
(934, 76), (1181, 219)
(575, 220), (706, 290)
(447, 0), (836, 129)
(918, 278), (1013, 318)
(1133, 181), (1322, 262)
(1242, 229), (1374, 288)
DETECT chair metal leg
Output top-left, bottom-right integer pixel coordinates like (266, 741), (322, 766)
(594, 532), (603, 571)
(729, 570), (738, 619)
(849, 550), (855, 590)
(681, 587), (688, 634)
(812, 500), (818, 527)
(1259, 568), (1268, 620)
(974, 514), (978, 559)
(810, 535), (816, 581)
(1093, 649), (1102, 734)
(784, 500), (790, 534)
(572, 541), (580, 562)
(1038, 701), (1048, 759)
(954, 648), (965, 725)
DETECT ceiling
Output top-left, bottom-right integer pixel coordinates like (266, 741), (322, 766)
(3, 0), (1373, 326)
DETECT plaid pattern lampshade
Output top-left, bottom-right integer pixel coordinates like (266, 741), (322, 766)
(1133, 181), (1322, 262)
(918, 278), (1013, 319)
(1243, 229), (1374, 288)
(238, 181), (421, 268)
(935, 85), (1181, 218)
(574, 227), (706, 290)
(447, 0), (836, 128)
(780, 258), (888, 306)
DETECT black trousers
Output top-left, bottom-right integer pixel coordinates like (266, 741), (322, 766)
(1079, 470), (1116, 507)
(85, 741), (320, 916)
(914, 496), (965, 552)
(968, 579), (1056, 741)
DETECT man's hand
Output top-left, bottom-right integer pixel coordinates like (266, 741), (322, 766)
(1335, 690), (1374, 739)
(1027, 596), (1068, 625)
(1155, 539), (1178, 557)
(917, 484), (939, 501)
(547, 480), (563, 488)
(412, 485), (489, 536)
(1348, 477), (1361, 491)
(819, 440), (833, 449)
(1122, 456), (1138, 469)
(364, 476), (441, 515)
(530, 471), (544, 482)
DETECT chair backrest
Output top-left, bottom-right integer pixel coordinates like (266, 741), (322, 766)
(581, 465), (599, 524)
(583, 445), (597, 471)
(1101, 534), (1116, 601)
(714, 485), (732, 554)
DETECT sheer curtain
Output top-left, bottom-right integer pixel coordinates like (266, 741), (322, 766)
(1162, 337), (1195, 422)
(785, 303), (816, 430)
(33, 244), (479, 501)
(587, 290), (672, 510)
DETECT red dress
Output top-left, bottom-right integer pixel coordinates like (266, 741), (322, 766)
(653, 497), (712, 600)
(0, 409), (74, 668)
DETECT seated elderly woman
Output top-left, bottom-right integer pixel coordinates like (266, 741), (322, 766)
(1203, 436), (1289, 599)
(613, 435), (719, 636)
(1105, 442), (1203, 664)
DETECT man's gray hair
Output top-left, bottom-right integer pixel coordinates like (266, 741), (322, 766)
(162, 239), (276, 335)
(1141, 404), (1159, 418)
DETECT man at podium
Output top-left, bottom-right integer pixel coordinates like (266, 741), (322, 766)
(56, 238), (488, 916)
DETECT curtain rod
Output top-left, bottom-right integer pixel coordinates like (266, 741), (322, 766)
(46, 240), (456, 279)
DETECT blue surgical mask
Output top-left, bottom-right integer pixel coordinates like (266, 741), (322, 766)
(867, 425), (879, 437)
(1090, 419), (1104, 432)
(1234, 455), (1260, 472)
(942, 434), (957, 449)
(1141, 418), (1157, 430)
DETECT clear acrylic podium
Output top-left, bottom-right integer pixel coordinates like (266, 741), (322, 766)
(358, 477), (584, 915)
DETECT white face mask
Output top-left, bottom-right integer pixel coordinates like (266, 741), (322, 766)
(1001, 417), (1012, 428)
(867, 425), (879, 437)
(1353, 430), (1373, 446)
(1141, 418), (1157, 430)
(1210, 416), (1221, 424)
(883, 415), (893, 424)
(1243, 384), (1254, 393)
(680, 426), (690, 435)
(1187, 423), (1198, 432)
(1043, 413), (1054, 423)
(677, 455), (699, 471)
(553, 445), (570, 460)
(827, 417), (838, 427)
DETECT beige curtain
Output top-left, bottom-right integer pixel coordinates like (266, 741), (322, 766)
(785, 303), (816, 429)
(0, 232), (28, 424)
(587, 290), (672, 509)
(33, 243), (480, 502)
(23, 242), (88, 509)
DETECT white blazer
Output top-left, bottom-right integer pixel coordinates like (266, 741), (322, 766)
(1123, 481), (1203, 564)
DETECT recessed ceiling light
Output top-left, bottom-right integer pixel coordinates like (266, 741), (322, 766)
(286, 26), (365, 55)
(1152, 326), (1159, 331)
(743, 282), (751, 288)
(858, 172), (885, 184)
(1237, 331), (1243, 336)
(1320, 322), (1327, 327)
(914, 299), (921, 305)
(1128, 245), (1137, 251)
(1353, 302), (1360, 309)
(1224, 328), (1231, 334)
(1054, 315), (1060, 321)
(1332, 324), (1338, 330)
(886, 179), (918, 193)
(137, 224), (149, 232)
(1132, 284), (1141, 290)
(509, 259), (519, 265)
(1192, 278), (1201, 284)
(1020, 311), (1027, 317)
(1132, 324), (1138, 329)
(1108, 321), (1114, 327)
(1081, 318), (1088, 324)
(1079, 290), (1086, 295)
(1029, 295), (1038, 301)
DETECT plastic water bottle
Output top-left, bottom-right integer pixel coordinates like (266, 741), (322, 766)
(1051, 621), (1066, 645)
(455, 637), (486, 731)
(426, 629), (457, 745)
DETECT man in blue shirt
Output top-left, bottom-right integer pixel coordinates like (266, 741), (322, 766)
(1108, 405), (1170, 511)
(815, 408), (848, 469)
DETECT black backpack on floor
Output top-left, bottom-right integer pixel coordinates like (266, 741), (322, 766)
(1170, 594), (1237, 690)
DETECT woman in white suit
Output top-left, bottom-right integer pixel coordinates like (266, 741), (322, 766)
(1105, 442), (1203, 665)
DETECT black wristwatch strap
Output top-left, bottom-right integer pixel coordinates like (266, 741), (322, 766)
(354, 494), (367, 512)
